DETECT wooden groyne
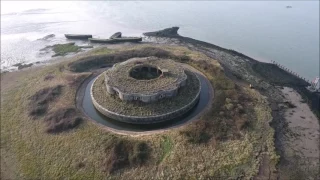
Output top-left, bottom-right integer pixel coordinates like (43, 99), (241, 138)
(270, 60), (311, 85)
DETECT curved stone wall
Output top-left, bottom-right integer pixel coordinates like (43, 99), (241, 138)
(91, 74), (201, 124)
(105, 71), (186, 103)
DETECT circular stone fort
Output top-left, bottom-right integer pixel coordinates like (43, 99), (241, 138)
(91, 56), (201, 124)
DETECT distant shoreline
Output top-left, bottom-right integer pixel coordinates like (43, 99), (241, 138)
(144, 27), (319, 117)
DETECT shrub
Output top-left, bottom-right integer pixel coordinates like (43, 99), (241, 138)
(181, 120), (212, 144)
(104, 140), (130, 174)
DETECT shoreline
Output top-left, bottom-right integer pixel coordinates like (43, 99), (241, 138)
(143, 27), (319, 118)
(144, 27), (320, 179)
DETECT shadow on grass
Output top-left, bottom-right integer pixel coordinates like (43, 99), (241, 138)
(45, 108), (83, 134)
(103, 139), (150, 174)
(29, 85), (63, 118)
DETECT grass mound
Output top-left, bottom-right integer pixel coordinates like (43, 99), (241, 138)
(68, 47), (189, 72)
(104, 140), (150, 174)
(29, 85), (63, 118)
(45, 108), (83, 133)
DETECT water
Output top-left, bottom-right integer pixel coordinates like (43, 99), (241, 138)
(1, 1), (319, 80)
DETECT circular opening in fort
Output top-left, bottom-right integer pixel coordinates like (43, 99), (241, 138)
(129, 65), (163, 80)
(90, 56), (202, 124)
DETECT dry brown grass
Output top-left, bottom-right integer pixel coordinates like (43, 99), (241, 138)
(44, 108), (83, 133)
(180, 59), (253, 143)
(1, 44), (278, 179)
(103, 139), (150, 174)
(29, 85), (63, 118)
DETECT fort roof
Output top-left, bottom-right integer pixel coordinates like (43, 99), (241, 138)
(104, 57), (187, 95)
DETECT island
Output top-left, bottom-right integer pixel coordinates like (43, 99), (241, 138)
(1, 27), (319, 180)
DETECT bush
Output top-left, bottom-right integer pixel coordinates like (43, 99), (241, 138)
(104, 140), (130, 174)
(181, 120), (212, 144)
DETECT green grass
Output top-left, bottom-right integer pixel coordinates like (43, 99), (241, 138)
(159, 136), (173, 163)
(52, 43), (81, 57)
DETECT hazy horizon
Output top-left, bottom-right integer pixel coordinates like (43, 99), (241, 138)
(1, 1), (319, 80)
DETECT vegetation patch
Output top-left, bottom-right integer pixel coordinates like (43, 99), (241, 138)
(180, 120), (212, 144)
(29, 85), (63, 118)
(44, 108), (83, 133)
(159, 136), (173, 163)
(50, 43), (81, 57)
(103, 139), (150, 174)
(181, 60), (251, 143)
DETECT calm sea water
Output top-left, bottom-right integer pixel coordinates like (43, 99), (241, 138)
(1, 1), (319, 80)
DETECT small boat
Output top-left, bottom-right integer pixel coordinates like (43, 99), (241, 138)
(110, 32), (122, 39)
(64, 34), (93, 40)
(89, 37), (142, 43)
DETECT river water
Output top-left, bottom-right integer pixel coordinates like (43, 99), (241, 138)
(1, 1), (319, 80)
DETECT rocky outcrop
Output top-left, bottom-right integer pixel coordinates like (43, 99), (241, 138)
(143, 27), (180, 37)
